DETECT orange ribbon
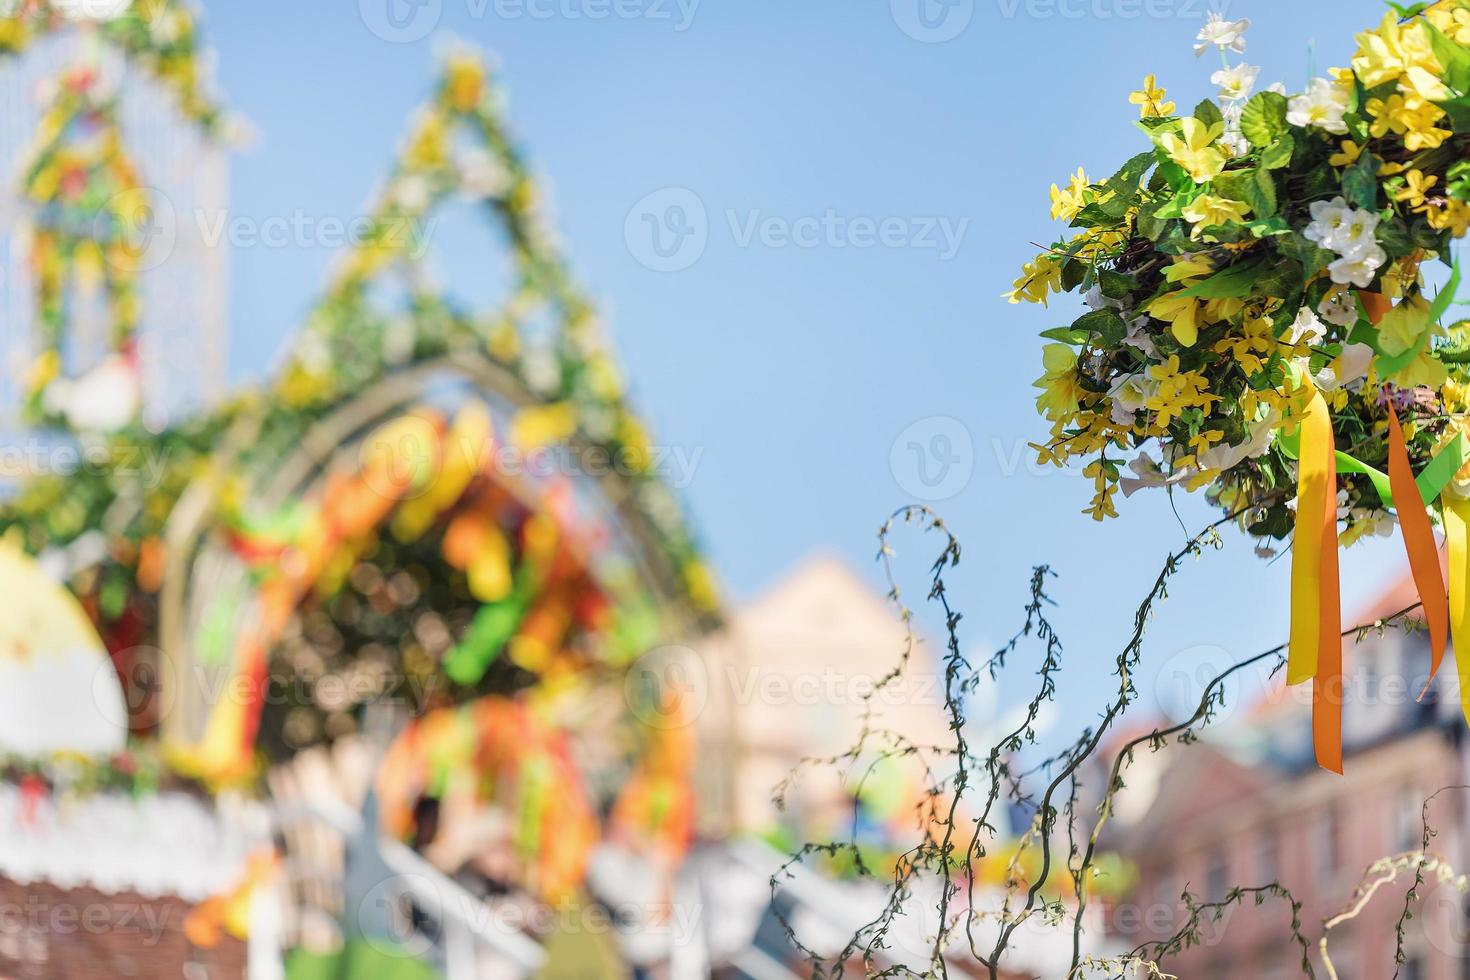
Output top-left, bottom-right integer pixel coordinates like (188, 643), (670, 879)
(1386, 400), (1449, 694)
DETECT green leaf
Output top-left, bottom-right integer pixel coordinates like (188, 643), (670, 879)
(1441, 94), (1470, 134)
(1428, 259), (1463, 328)
(1342, 150), (1379, 210)
(1244, 215), (1291, 236)
(1093, 151), (1157, 218)
(1193, 98), (1224, 129)
(1070, 202), (1125, 228)
(1061, 258), (1088, 292)
(1152, 183), (1204, 220)
(1422, 18), (1470, 94)
(1376, 218), (1416, 259)
(1177, 258), (1267, 299)
(1301, 164), (1339, 201)
(1255, 257), (1303, 303)
(1072, 308), (1127, 346)
(1248, 167), (1279, 218)
(1259, 135), (1294, 171)
(1238, 91), (1289, 147)
(1040, 325), (1090, 344)
(1099, 269), (1138, 300)
(1212, 170), (1253, 203)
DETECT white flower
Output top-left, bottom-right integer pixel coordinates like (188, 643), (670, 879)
(1304, 197), (1354, 248)
(1211, 63), (1260, 104)
(1331, 342), (1375, 388)
(1328, 244), (1388, 288)
(1123, 317), (1157, 358)
(1220, 129), (1251, 157)
(1195, 12), (1250, 56)
(1196, 412), (1277, 474)
(1084, 283), (1123, 311)
(1336, 209), (1380, 254)
(1120, 451), (1192, 497)
(1286, 77), (1349, 135)
(456, 147), (511, 199)
(1317, 287), (1359, 327)
(391, 175), (432, 213)
(1108, 372), (1156, 427)
(1287, 306), (1325, 346)
(1266, 82), (1287, 95)
(1304, 197), (1378, 255)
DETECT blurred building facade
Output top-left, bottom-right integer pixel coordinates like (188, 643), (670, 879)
(703, 555), (953, 836)
(1102, 573), (1470, 978)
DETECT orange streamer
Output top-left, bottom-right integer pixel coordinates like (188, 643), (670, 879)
(1386, 400), (1449, 693)
(1311, 409), (1343, 774)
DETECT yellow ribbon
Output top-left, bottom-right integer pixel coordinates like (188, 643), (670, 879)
(1284, 376), (1343, 773)
(1287, 378), (1338, 685)
(1445, 497), (1470, 727)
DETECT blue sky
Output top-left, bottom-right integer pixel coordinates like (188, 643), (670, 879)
(199, 0), (1416, 734)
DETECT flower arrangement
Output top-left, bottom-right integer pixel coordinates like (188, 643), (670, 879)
(18, 61), (147, 426)
(1, 0), (231, 135)
(1018, 2), (1470, 771)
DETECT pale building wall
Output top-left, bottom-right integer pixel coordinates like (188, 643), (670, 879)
(701, 555), (953, 835)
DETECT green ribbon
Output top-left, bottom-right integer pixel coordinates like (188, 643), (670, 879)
(1279, 430), (1468, 511)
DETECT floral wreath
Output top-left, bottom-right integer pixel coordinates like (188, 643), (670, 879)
(1018, 2), (1470, 771)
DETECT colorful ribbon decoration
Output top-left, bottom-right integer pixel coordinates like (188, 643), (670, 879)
(1285, 288), (1470, 773)
(1285, 375), (1342, 771)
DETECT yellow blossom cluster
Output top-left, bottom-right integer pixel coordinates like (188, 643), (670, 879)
(1354, 13), (1454, 150)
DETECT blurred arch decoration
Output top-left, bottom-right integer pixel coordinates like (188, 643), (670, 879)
(0, 9), (722, 932)
(153, 45), (719, 774)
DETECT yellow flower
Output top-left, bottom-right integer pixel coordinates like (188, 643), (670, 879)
(1401, 64), (1450, 103)
(1181, 194), (1251, 239)
(1163, 257), (1214, 283)
(1129, 74), (1176, 118)
(1159, 118), (1226, 183)
(1145, 356), (1219, 427)
(1428, 3), (1470, 44)
(1214, 315), (1275, 376)
(1352, 13), (1440, 89)
(1392, 350), (1449, 389)
(1376, 296), (1431, 357)
(1328, 139), (1362, 168)
(1006, 255), (1062, 306)
(1148, 291), (1205, 347)
(1425, 199), (1470, 236)
(1365, 93), (1450, 151)
(1394, 169), (1439, 211)
(1033, 344), (1084, 421)
(1050, 168), (1090, 222)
